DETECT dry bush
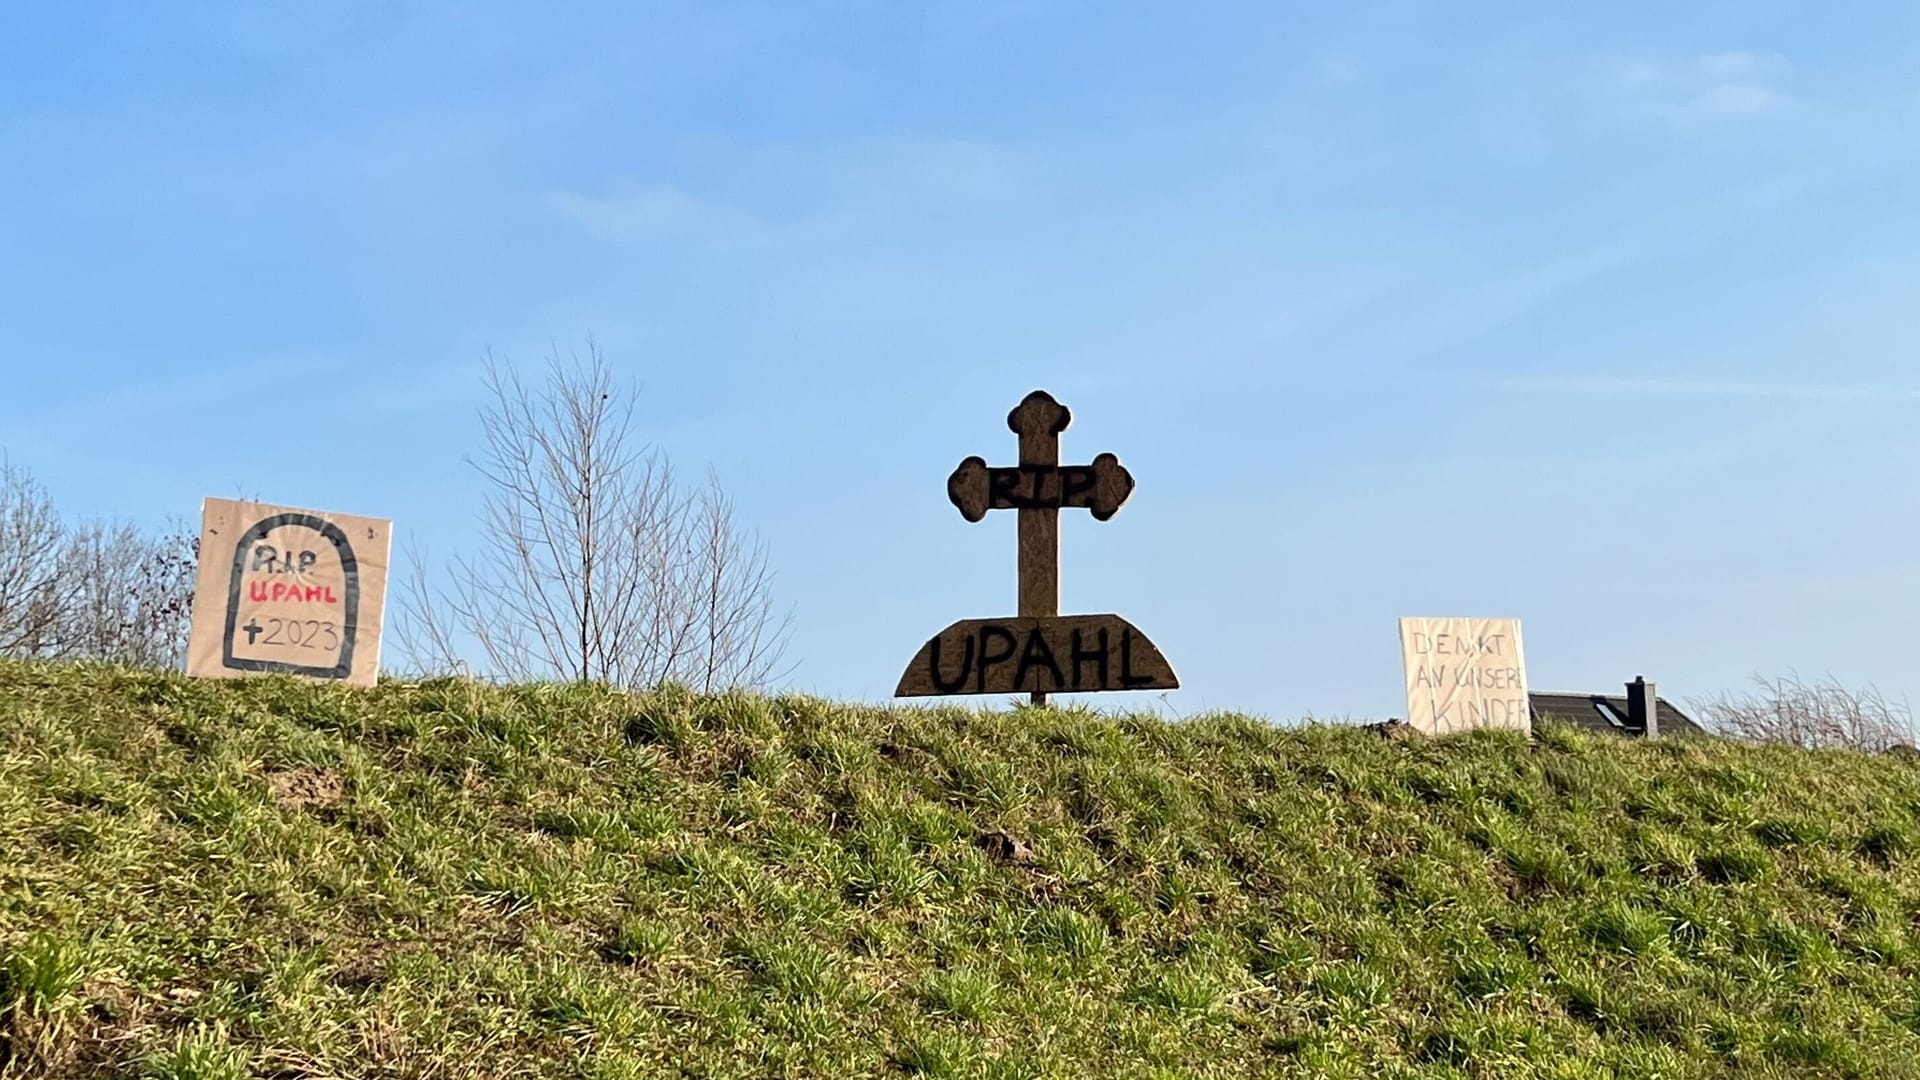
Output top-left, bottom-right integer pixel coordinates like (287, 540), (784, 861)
(0, 461), (66, 657)
(1692, 672), (1918, 752)
(0, 460), (197, 667)
(398, 344), (791, 692)
(55, 521), (197, 668)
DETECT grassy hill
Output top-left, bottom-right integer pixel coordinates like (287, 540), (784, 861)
(3, 662), (1919, 1078)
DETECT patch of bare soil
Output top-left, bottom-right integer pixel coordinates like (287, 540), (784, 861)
(266, 768), (344, 811)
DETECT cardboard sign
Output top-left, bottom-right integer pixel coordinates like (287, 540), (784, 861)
(897, 390), (1177, 702)
(1398, 617), (1529, 735)
(186, 497), (391, 687)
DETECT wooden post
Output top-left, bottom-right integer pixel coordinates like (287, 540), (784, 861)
(1007, 393), (1069, 704)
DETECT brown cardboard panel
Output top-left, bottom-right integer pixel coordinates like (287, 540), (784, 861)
(896, 614), (1177, 697)
(186, 497), (391, 687)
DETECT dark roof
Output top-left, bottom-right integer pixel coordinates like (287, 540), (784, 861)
(1529, 692), (1707, 738)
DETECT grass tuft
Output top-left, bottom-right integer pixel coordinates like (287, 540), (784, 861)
(140, 1026), (251, 1080)
(3, 663), (1920, 1076)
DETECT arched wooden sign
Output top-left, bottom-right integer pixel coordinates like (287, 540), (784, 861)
(896, 390), (1178, 703)
(896, 614), (1176, 697)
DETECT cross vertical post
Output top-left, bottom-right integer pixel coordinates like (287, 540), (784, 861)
(1007, 393), (1070, 704)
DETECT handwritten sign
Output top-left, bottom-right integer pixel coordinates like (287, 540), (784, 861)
(186, 497), (391, 687)
(897, 390), (1178, 703)
(1398, 617), (1529, 735)
(896, 614), (1176, 696)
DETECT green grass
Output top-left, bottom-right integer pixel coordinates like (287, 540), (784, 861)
(2, 661), (1920, 1077)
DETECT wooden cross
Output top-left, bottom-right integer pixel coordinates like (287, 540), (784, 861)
(947, 390), (1135, 635)
(898, 389), (1176, 705)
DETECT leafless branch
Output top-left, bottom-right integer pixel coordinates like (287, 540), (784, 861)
(53, 519), (197, 667)
(0, 461), (68, 657)
(1691, 671), (1919, 752)
(0, 460), (196, 667)
(395, 341), (793, 691)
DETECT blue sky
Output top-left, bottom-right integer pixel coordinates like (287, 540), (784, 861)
(5, 2), (1919, 721)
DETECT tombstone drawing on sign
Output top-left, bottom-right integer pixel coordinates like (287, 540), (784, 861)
(186, 497), (392, 688)
(896, 390), (1178, 704)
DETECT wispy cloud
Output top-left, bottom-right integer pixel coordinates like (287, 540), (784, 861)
(546, 183), (766, 244)
(1492, 373), (1920, 403)
(0, 351), (347, 449)
(350, 358), (486, 415)
(546, 135), (1026, 247)
(1313, 57), (1361, 86)
(1612, 50), (1798, 124)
